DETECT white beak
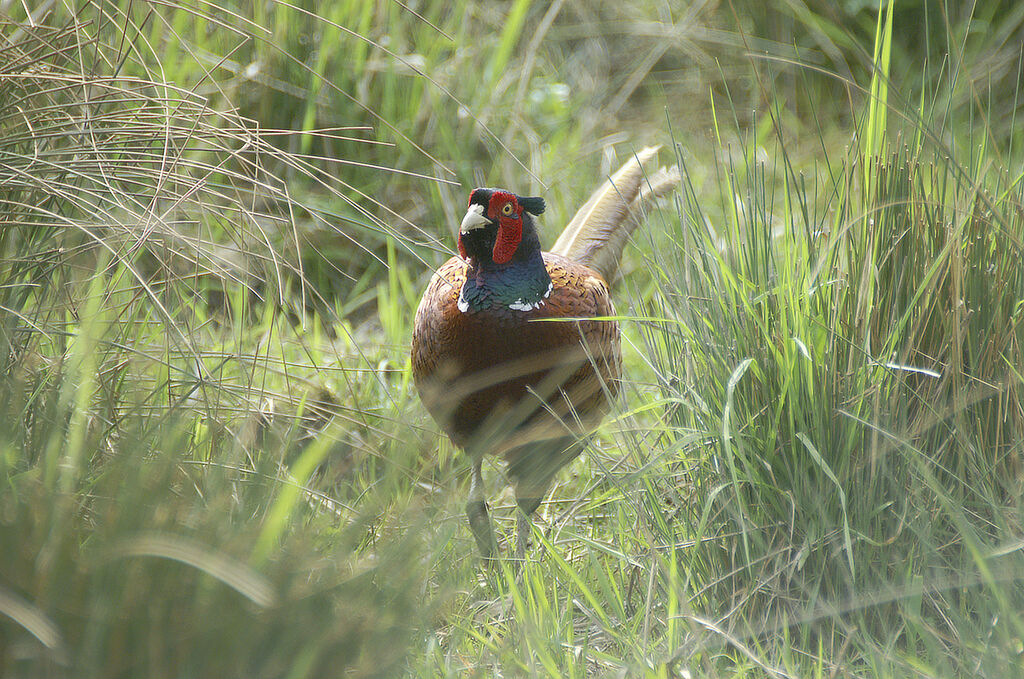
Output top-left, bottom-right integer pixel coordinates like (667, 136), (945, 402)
(459, 203), (490, 233)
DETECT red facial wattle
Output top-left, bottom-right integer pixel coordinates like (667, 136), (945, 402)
(488, 193), (522, 264)
(491, 215), (522, 264)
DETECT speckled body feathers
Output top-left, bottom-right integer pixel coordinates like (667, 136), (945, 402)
(411, 252), (621, 465)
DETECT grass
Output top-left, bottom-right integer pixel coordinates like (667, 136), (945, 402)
(2, 0), (1023, 676)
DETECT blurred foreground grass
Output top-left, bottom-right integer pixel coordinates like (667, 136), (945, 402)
(1, 1), (1023, 676)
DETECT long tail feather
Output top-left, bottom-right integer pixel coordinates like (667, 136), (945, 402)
(628, 164), (681, 225)
(551, 146), (678, 282)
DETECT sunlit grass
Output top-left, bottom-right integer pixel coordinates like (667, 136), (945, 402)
(2, 1), (1023, 677)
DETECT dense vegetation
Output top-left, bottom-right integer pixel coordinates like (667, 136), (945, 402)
(1, 1), (1022, 676)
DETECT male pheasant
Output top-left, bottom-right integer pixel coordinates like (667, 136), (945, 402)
(411, 147), (678, 558)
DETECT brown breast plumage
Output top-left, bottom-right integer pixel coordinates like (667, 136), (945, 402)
(411, 252), (621, 457)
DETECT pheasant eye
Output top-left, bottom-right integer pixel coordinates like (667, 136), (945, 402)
(501, 203), (514, 216)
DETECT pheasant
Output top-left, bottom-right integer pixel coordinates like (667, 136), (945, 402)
(411, 147), (678, 559)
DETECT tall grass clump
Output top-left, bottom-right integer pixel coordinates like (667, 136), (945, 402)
(630, 7), (1024, 675)
(0, 10), (437, 677)
(3, 0), (1024, 676)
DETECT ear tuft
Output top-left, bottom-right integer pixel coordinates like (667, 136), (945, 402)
(518, 196), (545, 216)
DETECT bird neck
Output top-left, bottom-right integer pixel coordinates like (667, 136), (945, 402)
(457, 248), (552, 314)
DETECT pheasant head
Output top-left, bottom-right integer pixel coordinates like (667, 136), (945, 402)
(457, 189), (546, 267)
(456, 188), (551, 313)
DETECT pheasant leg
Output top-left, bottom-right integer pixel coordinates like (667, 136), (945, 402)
(466, 459), (496, 558)
(515, 510), (531, 565)
(514, 496), (542, 565)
